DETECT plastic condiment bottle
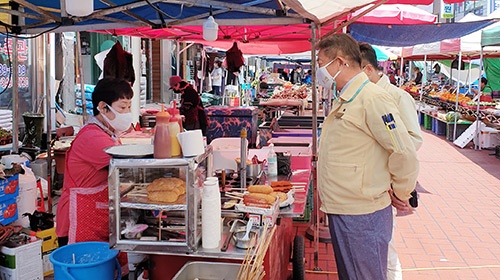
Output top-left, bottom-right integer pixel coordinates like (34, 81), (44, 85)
(267, 143), (278, 177)
(168, 114), (181, 157)
(169, 100), (183, 132)
(153, 106), (172, 158)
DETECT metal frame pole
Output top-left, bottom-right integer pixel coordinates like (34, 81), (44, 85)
(475, 48), (484, 150)
(453, 51), (462, 141)
(12, 36), (19, 153)
(310, 21), (321, 271)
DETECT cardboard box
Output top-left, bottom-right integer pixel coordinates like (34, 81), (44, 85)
(0, 239), (43, 280)
(0, 198), (18, 225)
(0, 174), (19, 201)
(35, 228), (58, 277)
(41, 250), (54, 277)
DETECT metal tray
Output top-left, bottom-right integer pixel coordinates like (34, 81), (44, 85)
(173, 261), (241, 280)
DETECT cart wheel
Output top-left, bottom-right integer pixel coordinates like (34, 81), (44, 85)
(292, 235), (305, 280)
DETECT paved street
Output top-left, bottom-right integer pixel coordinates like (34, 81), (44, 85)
(295, 129), (500, 279)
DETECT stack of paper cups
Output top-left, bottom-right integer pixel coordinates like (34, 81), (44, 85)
(202, 177), (221, 249)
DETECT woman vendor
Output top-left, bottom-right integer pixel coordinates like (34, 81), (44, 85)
(258, 73), (269, 97)
(169, 76), (208, 135)
(55, 78), (133, 276)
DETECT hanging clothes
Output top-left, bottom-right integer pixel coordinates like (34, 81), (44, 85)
(103, 41), (136, 86)
(224, 42), (244, 85)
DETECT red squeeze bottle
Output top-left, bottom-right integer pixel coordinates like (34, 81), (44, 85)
(153, 105), (172, 158)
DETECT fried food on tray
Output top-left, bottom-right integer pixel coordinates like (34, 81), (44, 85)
(146, 177), (185, 192)
(246, 192), (276, 204)
(270, 181), (292, 192)
(147, 190), (179, 203)
(247, 185), (273, 194)
(146, 177), (186, 203)
(270, 191), (288, 203)
(243, 195), (271, 208)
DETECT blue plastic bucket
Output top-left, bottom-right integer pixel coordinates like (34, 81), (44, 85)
(50, 242), (121, 280)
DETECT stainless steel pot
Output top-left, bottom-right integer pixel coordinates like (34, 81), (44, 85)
(245, 163), (263, 178)
(232, 230), (257, 249)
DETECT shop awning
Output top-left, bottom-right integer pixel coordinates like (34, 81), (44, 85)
(347, 4), (437, 25)
(8, 0), (437, 34)
(482, 25), (500, 47)
(350, 20), (496, 47)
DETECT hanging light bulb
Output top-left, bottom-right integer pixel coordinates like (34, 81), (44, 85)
(65, 0), (94, 17)
(203, 16), (219, 41)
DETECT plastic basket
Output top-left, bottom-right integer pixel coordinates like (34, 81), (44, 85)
(423, 115), (432, 130)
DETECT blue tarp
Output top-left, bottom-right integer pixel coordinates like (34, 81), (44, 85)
(350, 20), (496, 47)
(20, 0), (303, 33)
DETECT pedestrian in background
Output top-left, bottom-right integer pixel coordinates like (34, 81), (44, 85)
(211, 60), (223, 96)
(360, 42), (423, 280)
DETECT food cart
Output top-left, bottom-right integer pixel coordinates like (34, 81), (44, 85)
(106, 143), (311, 279)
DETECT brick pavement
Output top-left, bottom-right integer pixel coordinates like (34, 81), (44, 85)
(293, 130), (500, 279)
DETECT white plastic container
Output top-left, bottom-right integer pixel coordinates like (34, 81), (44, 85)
(201, 178), (221, 249)
(267, 144), (278, 176)
(473, 127), (499, 148)
(13, 168), (37, 228)
(211, 137), (248, 171)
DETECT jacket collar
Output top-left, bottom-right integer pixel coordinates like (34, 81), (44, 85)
(338, 72), (370, 102)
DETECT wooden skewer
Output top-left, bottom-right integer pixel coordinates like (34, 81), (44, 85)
(250, 225), (276, 279)
(225, 193), (244, 200)
(225, 191), (244, 197)
(237, 237), (255, 280)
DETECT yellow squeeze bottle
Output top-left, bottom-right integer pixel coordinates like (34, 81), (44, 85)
(169, 114), (181, 157)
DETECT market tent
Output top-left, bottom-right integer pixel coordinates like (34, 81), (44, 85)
(5, 0), (438, 34)
(97, 23), (325, 50)
(347, 4), (437, 25)
(400, 13), (500, 59)
(252, 45), (395, 62)
(349, 20), (496, 47)
(389, 39), (461, 60)
(479, 22), (500, 90)
(481, 25), (500, 47)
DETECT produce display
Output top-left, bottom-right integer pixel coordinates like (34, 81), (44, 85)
(464, 101), (497, 109)
(445, 112), (461, 122)
(427, 91), (472, 103)
(270, 83), (310, 99)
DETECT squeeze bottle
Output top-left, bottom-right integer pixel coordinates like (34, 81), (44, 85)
(267, 143), (278, 176)
(169, 114), (181, 157)
(169, 100), (183, 132)
(153, 106), (172, 158)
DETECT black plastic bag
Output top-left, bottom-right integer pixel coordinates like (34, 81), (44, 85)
(276, 152), (291, 176)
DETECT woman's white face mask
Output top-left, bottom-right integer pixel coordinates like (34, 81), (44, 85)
(316, 58), (342, 90)
(99, 104), (133, 135)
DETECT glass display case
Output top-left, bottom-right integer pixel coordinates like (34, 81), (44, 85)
(108, 147), (212, 254)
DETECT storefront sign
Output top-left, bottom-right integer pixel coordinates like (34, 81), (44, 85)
(0, 34), (32, 117)
(442, 1), (454, 19)
(0, 36), (30, 91)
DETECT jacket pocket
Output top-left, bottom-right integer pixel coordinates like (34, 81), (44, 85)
(321, 162), (364, 203)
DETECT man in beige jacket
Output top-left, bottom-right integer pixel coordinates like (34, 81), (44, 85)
(360, 42), (423, 280)
(317, 34), (419, 280)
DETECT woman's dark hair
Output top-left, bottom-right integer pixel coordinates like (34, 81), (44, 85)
(92, 78), (133, 116)
(214, 60), (222, 67)
(481, 77), (488, 85)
